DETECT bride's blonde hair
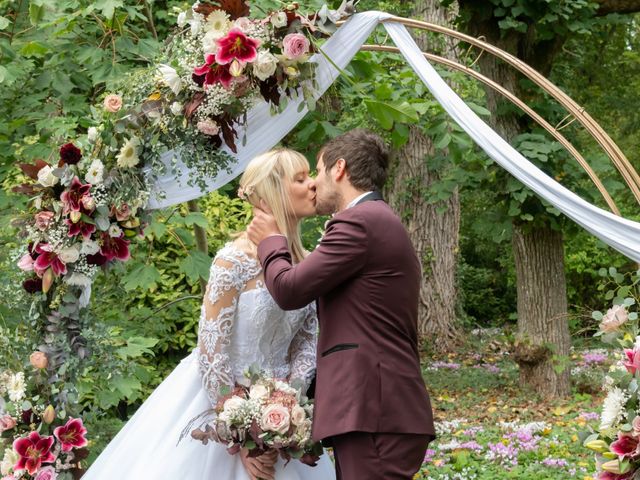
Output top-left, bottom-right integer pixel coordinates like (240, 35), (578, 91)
(238, 148), (310, 264)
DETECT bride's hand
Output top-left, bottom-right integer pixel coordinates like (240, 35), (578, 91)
(240, 447), (277, 480)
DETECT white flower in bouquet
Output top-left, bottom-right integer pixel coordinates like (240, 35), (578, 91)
(158, 64), (183, 95)
(220, 395), (247, 423)
(202, 30), (220, 54)
(270, 12), (288, 28)
(252, 51), (278, 81)
(170, 102), (183, 116)
(85, 158), (104, 184)
(204, 10), (231, 36)
(189, 12), (205, 36)
(65, 272), (92, 288)
(600, 387), (628, 431)
(37, 165), (59, 188)
(1, 447), (18, 476)
(249, 383), (269, 402)
(80, 239), (100, 255)
(7, 372), (25, 403)
(274, 380), (298, 396)
(261, 404), (290, 434)
(290, 405), (306, 427)
(116, 137), (141, 169)
(58, 245), (80, 264)
(87, 126), (99, 143)
(109, 224), (123, 238)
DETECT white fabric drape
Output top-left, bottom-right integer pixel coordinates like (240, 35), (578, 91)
(148, 12), (640, 263)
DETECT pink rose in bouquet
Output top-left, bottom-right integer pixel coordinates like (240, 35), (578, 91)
(282, 33), (310, 60)
(0, 415), (16, 432)
(261, 404), (290, 435)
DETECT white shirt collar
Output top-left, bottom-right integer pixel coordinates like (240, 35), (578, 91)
(346, 191), (373, 209)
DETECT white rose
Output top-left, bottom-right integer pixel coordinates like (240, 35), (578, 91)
(37, 165), (59, 188)
(252, 51), (278, 81)
(189, 13), (204, 36)
(271, 12), (288, 28)
(249, 384), (269, 401)
(87, 127), (99, 143)
(58, 246), (80, 264)
(157, 64), (182, 95)
(85, 158), (104, 184)
(290, 405), (306, 427)
(223, 396), (245, 414)
(108, 224), (123, 238)
(274, 380), (297, 396)
(80, 239), (100, 255)
(170, 102), (183, 116)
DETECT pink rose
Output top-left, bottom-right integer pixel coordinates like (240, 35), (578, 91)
(103, 94), (122, 113)
(600, 304), (629, 332)
(633, 415), (640, 436)
(282, 33), (309, 60)
(17, 254), (34, 272)
(110, 203), (132, 222)
(34, 211), (55, 231)
(34, 466), (57, 480)
(196, 119), (220, 136)
(260, 404), (290, 434)
(0, 414), (17, 432)
(30, 351), (48, 369)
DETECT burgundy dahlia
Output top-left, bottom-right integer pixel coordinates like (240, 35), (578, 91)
(59, 142), (82, 165)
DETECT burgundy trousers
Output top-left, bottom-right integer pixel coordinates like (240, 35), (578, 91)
(330, 432), (433, 480)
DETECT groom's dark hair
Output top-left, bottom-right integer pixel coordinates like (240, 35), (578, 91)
(318, 129), (389, 191)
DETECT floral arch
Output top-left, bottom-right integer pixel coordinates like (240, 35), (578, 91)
(4, 0), (640, 477)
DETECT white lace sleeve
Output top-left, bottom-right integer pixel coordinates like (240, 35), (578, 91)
(197, 245), (260, 406)
(288, 304), (318, 394)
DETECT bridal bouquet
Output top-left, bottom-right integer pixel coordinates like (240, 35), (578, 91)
(191, 372), (323, 466)
(580, 268), (640, 479)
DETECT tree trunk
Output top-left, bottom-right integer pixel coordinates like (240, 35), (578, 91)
(387, 0), (461, 351)
(512, 222), (570, 397)
(459, 1), (571, 396)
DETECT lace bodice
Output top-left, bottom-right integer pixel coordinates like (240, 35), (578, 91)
(197, 243), (317, 406)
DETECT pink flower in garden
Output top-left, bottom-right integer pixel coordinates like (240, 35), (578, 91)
(33, 244), (66, 277)
(610, 432), (640, 459)
(53, 418), (87, 453)
(600, 305), (629, 332)
(193, 54), (234, 89)
(99, 232), (130, 262)
(103, 94), (123, 113)
(60, 177), (93, 215)
(215, 29), (260, 65)
(624, 348), (640, 375)
(13, 431), (55, 475)
(17, 253), (35, 271)
(34, 211), (55, 231)
(0, 414), (17, 432)
(34, 466), (57, 480)
(282, 33), (310, 60)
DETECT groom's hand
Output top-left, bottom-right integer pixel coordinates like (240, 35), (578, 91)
(247, 206), (282, 245)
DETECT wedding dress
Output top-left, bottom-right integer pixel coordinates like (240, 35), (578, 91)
(82, 243), (335, 479)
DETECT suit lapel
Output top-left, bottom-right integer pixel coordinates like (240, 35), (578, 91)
(355, 191), (384, 205)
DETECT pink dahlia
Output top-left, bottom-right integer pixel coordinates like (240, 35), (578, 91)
(13, 431), (55, 475)
(215, 28), (260, 65)
(53, 418), (88, 453)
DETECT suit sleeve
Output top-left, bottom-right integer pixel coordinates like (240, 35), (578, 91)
(257, 214), (368, 310)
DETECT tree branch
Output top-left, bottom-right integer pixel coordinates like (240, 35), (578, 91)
(594, 0), (640, 15)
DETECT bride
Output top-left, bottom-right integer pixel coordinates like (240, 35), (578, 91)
(82, 149), (336, 480)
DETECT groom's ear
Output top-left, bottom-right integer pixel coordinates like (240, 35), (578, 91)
(334, 158), (347, 181)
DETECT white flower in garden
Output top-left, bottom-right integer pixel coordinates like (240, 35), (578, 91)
(170, 102), (183, 116)
(7, 372), (25, 402)
(108, 224), (123, 238)
(157, 64), (182, 95)
(252, 51), (278, 81)
(80, 239), (100, 255)
(65, 272), (92, 288)
(270, 12), (288, 28)
(204, 9), (231, 36)
(116, 137), (140, 169)
(85, 159), (104, 184)
(87, 127), (99, 143)
(37, 165), (59, 188)
(58, 246), (80, 264)
(600, 387), (628, 431)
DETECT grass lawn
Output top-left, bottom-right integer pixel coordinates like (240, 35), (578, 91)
(416, 329), (607, 479)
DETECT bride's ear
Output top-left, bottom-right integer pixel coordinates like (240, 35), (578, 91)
(258, 198), (273, 214)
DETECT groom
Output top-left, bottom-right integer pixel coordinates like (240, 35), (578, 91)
(248, 129), (435, 480)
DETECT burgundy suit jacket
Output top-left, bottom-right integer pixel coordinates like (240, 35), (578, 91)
(258, 197), (435, 441)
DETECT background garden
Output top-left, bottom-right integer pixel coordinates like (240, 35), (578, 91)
(1, 0), (640, 478)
